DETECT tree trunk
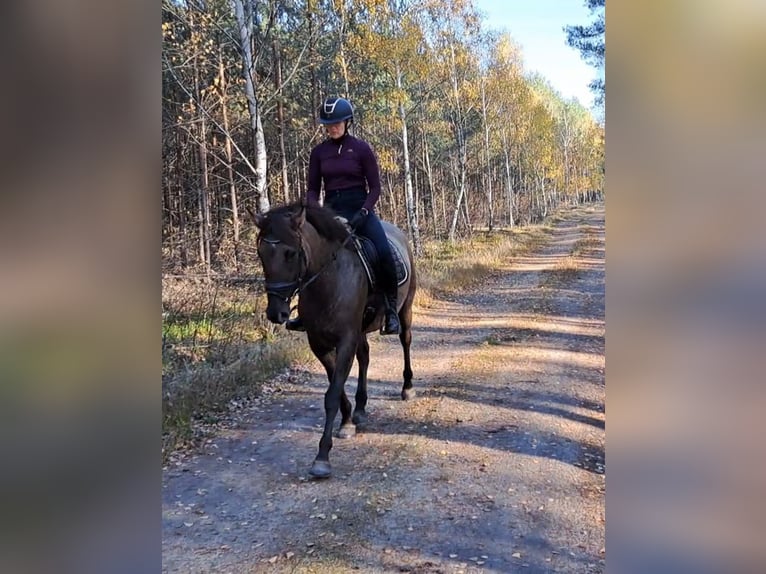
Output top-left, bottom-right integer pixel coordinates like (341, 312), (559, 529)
(273, 38), (290, 203)
(335, 2), (350, 96)
(177, 130), (188, 267)
(501, 129), (515, 228)
(448, 135), (467, 243)
(192, 21), (211, 274)
(197, 127), (211, 271)
(421, 126), (436, 235)
(397, 67), (421, 255)
(219, 44), (240, 268)
(232, 0), (270, 214)
(307, 0), (319, 128)
(447, 43), (467, 243)
(481, 79), (494, 231)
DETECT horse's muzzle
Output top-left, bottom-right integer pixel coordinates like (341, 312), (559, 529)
(266, 299), (290, 324)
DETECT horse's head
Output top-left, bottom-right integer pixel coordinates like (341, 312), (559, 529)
(254, 205), (307, 325)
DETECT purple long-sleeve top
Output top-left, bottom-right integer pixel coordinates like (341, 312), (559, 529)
(306, 133), (381, 212)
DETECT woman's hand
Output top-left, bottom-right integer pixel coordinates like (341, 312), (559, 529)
(349, 208), (368, 230)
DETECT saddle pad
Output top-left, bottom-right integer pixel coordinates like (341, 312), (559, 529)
(353, 235), (409, 289)
(390, 239), (408, 286)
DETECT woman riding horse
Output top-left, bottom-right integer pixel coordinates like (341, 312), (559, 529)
(286, 96), (400, 335)
(254, 202), (416, 478)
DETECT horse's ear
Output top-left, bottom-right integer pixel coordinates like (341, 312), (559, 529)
(246, 206), (267, 229)
(290, 205), (306, 230)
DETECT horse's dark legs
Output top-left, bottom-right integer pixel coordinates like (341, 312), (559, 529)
(314, 347), (353, 436)
(310, 337), (357, 478)
(337, 383), (355, 440)
(338, 390), (354, 437)
(399, 300), (415, 400)
(352, 334), (370, 427)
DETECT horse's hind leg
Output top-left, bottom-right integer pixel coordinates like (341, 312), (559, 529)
(352, 333), (370, 427)
(399, 298), (415, 400)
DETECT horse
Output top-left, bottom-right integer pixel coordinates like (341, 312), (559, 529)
(253, 201), (417, 478)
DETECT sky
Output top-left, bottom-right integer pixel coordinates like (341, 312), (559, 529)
(472, 0), (599, 111)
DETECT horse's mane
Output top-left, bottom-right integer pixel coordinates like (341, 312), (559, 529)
(266, 201), (350, 243)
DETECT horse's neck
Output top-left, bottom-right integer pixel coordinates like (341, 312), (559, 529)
(303, 223), (345, 276)
(301, 224), (366, 310)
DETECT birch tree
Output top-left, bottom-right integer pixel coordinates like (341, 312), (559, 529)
(231, 0), (270, 213)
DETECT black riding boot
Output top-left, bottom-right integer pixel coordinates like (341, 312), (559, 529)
(378, 246), (401, 335)
(381, 290), (401, 335)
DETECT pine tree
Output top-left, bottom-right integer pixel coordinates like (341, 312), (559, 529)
(565, 0), (605, 106)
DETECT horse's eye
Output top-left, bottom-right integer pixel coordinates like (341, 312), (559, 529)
(284, 249), (297, 262)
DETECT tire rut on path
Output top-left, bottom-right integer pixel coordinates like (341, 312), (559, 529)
(163, 203), (605, 574)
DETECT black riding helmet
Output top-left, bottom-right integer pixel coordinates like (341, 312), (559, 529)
(318, 96), (354, 124)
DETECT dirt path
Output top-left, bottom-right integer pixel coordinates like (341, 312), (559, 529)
(162, 203), (605, 574)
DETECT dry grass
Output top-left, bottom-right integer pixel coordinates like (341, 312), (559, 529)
(538, 223), (598, 288)
(541, 255), (581, 286)
(572, 233), (600, 256)
(162, 338), (312, 457)
(162, 278), (268, 371)
(414, 224), (549, 308)
(162, 277), (314, 457)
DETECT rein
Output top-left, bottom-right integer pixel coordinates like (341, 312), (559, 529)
(261, 232), (353, 304)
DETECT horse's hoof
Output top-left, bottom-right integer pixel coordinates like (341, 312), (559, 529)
(338, 424), (356, 439)
(352, 411), (367, 427)
(309, 460), (332, 478)
(402, 388), (416, 401)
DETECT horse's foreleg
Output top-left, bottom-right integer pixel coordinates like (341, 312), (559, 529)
(352, 334), (370, 427)
(314, 348), (352, 436)
(310, 338), (357, 479)
(399, 300), (415, 400)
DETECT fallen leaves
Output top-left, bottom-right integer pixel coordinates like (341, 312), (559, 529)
(266, 550), (297, 564)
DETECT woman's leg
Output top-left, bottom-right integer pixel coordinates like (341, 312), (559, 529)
(356, 212), (400, 334)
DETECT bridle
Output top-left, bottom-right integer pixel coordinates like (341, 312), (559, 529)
(259, 230), (353, 305)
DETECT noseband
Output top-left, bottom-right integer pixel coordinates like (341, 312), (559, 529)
(259, 232), (352, 304)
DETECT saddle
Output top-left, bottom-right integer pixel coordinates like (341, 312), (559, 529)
(352, 234), (409, 291)
(353, 234), (408, 330)
(334, 216), (409, 291)
(335, 216), (409, 330)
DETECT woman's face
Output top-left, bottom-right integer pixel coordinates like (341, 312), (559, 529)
(324, 121), (345, 139)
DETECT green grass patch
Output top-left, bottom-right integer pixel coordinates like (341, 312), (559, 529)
(162, 317), (223, 345)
